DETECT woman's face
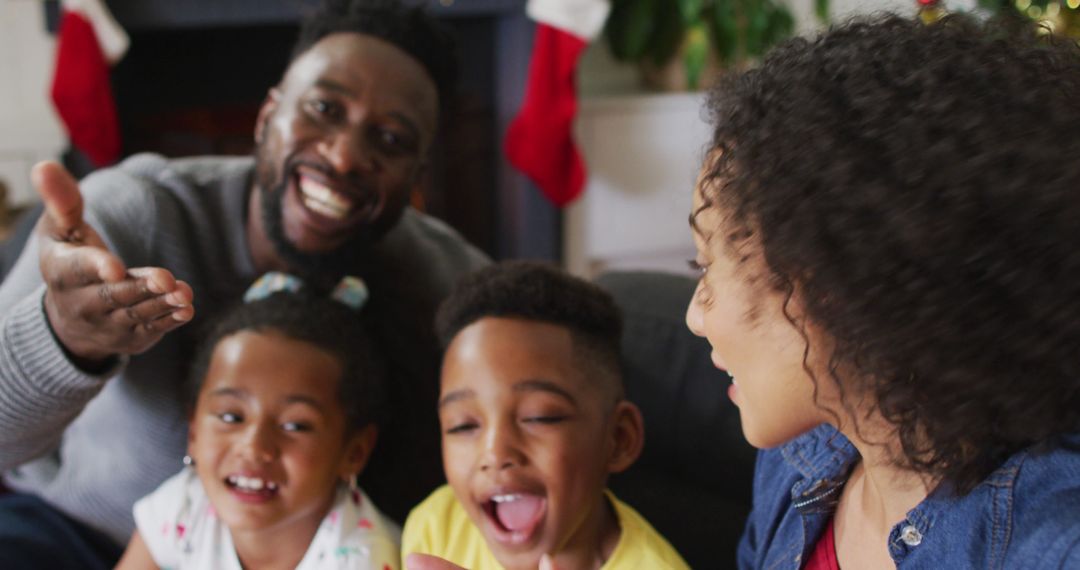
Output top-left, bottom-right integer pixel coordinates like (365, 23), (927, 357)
(684, 176), (830, 449)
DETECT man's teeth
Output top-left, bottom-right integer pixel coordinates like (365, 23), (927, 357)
(491, 494), (523, 504)
(299, 178), (351, 220)
(228, 475), (278, 492)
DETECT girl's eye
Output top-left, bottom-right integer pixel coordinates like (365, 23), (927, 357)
(282, 421), (312, 433)
(217, 412), (242, 424)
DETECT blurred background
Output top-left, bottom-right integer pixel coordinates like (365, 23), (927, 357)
(4, 0), (1055, 275)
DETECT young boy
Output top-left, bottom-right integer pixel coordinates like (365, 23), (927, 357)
(402, 261), (689, 570)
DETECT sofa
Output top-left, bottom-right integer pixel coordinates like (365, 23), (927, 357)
(597, 271), (758, 569)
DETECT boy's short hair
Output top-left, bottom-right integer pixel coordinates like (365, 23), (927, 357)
(293, 0), (457, 106)
(187, 293), (387, 433)
(436, 261), (625, 397)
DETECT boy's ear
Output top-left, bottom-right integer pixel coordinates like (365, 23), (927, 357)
(606, 401), (645, 474)
(339, 425), (379, 481)
(253, 87), (282, 145)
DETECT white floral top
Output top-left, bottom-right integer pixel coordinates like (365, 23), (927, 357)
(134, 468), (400, 569)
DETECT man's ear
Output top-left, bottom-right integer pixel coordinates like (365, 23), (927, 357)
(607, 401), (645, 474)
(253, 87), (283, 145)
(339, 424), (379, 481)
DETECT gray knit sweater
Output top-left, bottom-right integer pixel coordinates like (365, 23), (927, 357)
(0, 153), (487, 545)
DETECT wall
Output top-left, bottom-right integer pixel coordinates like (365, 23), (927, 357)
(0, 0), (65, 207)
(565, 0), (981, 277)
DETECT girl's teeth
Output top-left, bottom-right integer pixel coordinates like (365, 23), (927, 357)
(228, 475), (276, 492)
(491, 494), (522, 503)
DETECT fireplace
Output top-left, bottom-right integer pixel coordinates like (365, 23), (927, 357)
(45, 0), (559, 261)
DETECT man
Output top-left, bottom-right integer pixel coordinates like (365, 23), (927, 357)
(0, 0), (487, 566)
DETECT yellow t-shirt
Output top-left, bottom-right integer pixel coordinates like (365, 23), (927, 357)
(402, 485), (689, 570)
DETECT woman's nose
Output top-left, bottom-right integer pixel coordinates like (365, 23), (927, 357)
(686, 282), (706, 337)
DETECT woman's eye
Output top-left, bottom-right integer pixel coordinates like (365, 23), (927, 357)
(688, 258), (709, 276)
(217, 412), (242, 424)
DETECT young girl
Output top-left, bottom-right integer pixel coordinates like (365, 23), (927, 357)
(687, 14), (1080, 569)
(115, 281), (400, 569)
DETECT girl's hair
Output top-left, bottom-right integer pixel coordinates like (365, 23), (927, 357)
(697, 14), (1080, 494)
(186, 293), (387, 433)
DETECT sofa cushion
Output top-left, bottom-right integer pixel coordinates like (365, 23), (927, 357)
(597, 271), (756, 569)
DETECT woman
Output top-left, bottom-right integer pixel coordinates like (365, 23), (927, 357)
(686, 14), (1080, 569)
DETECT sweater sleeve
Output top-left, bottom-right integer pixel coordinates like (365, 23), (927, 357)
(0, 264), (121, 471)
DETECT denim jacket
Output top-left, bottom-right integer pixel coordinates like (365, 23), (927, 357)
(738, 425), (1080, 569)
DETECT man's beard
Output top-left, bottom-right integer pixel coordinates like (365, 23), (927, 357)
(260, 181), (358, 283)
(255, 154), (384, 291)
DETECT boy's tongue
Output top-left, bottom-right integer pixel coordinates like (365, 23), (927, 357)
(495, 494), (545, 531)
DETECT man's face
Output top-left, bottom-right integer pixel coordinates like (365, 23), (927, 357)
(252, 32), (439, 277)
(438, 317), (640, 570)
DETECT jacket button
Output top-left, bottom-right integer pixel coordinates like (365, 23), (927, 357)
(900, 525), (923, 547)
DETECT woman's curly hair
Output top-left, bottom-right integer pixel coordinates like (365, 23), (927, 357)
(698, 14), (1080, 494)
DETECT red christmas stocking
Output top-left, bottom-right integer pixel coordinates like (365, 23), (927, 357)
(504, 23), (590, 208)
(50, 9), (122, 167)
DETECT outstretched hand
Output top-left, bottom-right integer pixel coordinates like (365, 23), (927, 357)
(33, 161), (194, 368)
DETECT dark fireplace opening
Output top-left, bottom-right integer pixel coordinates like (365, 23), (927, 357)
(110, 19), (498, 257)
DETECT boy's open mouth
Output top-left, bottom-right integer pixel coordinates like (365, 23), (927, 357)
(481, 493), (547, 546)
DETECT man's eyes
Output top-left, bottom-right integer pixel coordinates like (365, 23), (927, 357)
(305, 98), (343, 120)
(373, 128), (418, 155)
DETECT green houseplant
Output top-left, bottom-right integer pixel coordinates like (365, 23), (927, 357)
(604, 0), (829, 90)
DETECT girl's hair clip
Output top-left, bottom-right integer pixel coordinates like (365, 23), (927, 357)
(243, 271), (369, 311)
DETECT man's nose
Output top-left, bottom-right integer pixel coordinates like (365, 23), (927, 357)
(319, 129), (375, 175)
